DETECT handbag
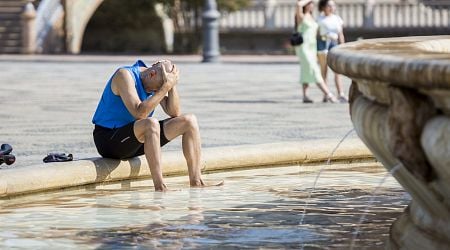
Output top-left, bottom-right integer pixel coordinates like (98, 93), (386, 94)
(290, 17), (303, 46)
(290, 31), (303, 46)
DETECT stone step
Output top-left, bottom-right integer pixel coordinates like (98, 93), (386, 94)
(0, 0), (26, 54)
(0, 20), (21, 27)
(0, 32), (20, 39)
(0, 14), (22, 20)
(0, 6), (24, 13)
(0, 39), (21, 47)
(0, 26), (20, 33)
(0, 46), (21, 54)
(0, 1), (27, 8)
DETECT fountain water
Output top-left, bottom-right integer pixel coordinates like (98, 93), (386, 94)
(299, 128), (354, 249)
(350, 164), (401, 249)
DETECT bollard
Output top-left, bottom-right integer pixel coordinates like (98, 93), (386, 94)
(21, 2), (37, 54)
(202, 0), (220, 63)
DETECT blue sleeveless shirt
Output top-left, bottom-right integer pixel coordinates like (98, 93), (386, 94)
(92, 60), (154, 129)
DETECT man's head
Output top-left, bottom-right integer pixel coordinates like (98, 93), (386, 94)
(142, 60), (174, 92)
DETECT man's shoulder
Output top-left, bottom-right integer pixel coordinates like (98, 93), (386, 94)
(111, 68), (135, 94)
(114, 68), (134, 82)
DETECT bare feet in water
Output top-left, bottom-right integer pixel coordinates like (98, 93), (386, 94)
(154, 183), (168, 192)
(191, 179), (225, 188)
(154, 180), (224, 192)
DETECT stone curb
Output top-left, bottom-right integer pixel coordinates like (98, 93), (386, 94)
(0, 139), (373, 198)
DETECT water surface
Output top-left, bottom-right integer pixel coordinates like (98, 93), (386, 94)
(0, 164), (410, 249)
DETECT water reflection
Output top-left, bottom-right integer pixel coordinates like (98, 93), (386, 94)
(0, 164), (410, 249)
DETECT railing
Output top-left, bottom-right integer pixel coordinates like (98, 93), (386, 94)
(373, 2), (450, 27)
(198, 0), (450, 30)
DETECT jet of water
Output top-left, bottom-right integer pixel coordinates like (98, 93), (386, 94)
(299, 128), (355, 226)
(349, 164), (401, 250)
(299, 128), (355, 249)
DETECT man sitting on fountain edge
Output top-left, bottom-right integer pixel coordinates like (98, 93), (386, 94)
(92, 59), (205, 192)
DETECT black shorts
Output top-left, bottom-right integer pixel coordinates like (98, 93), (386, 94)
(93, 119), (170, 159)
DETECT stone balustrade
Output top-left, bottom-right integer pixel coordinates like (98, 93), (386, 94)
(328, 36), (450, 249)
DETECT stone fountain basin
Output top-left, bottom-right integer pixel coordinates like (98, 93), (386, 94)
(0, 139), (372, 198)
(328, 36), (450, 249)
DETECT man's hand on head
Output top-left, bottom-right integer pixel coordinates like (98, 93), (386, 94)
(161, 62), (179, 91)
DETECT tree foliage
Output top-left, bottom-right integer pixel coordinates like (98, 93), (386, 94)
(155, 0), (251, 13)
(155, 0), (251, 32)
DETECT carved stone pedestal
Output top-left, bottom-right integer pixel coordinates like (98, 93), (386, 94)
(329, 36), (450, 249)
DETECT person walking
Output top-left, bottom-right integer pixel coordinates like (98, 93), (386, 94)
(295, 0), (337, 103)
(317, 0), (347, 103)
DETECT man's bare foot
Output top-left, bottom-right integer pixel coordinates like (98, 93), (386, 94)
(190, 179), (224, 187)
(190, 179), (205, 187)
(154, 183), (168, 192)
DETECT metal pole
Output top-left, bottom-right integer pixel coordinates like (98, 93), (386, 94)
(202, 0), (220, 63)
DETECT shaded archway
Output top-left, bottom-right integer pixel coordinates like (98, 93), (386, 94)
(81, 0), (165, 54)
(64, 0), (104, 54)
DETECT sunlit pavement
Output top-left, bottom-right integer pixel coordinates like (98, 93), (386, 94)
(0, 55), (354, 168)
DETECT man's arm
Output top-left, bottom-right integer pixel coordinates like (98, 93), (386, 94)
(160, 85), (181, 117)
(113, 69), (171, 120)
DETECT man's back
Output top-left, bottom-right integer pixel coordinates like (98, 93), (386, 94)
(92, 60), (153, 129)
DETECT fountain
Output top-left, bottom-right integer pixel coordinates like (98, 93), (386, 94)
(328, 36), (450, 249)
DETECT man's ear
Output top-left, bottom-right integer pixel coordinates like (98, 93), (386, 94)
(149, 69), (157, 78)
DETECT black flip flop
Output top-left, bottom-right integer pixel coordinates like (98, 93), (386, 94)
(43, 153), (73, 163)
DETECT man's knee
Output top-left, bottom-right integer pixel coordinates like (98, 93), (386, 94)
(143, 117), (160, 135)
(182, 114), (199, 130)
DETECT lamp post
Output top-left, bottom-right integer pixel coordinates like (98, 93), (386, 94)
(202, 0), (220, 63)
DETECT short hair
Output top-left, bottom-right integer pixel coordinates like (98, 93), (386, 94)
(318, 0), (330, 11)
(151, 60), (173, 86)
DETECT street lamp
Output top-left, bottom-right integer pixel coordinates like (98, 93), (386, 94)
(202, 0), (220, 63)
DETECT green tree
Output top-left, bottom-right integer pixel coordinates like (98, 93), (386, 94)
(156, 0), (251, 32)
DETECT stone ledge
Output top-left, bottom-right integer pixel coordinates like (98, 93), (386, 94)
(328, 36), (450, 89)
(0, 139), (373, 198)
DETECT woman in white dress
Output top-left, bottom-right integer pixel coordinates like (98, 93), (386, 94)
(317, 0), (347, 103)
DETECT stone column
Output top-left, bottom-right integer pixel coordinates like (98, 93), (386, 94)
(21, 2), (36, 54)
(202, 0), (220, 63)
(62, 0), (104, 54)
(155, 3), (174, 53)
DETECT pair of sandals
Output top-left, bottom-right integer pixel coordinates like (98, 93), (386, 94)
(303, 94), (339, 103)
(323, 95), (348, 103)
(43, 153), (73, 163)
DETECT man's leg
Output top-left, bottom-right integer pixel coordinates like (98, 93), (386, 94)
(162, 114), (204, 187)
(134, 117), (167, 191)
